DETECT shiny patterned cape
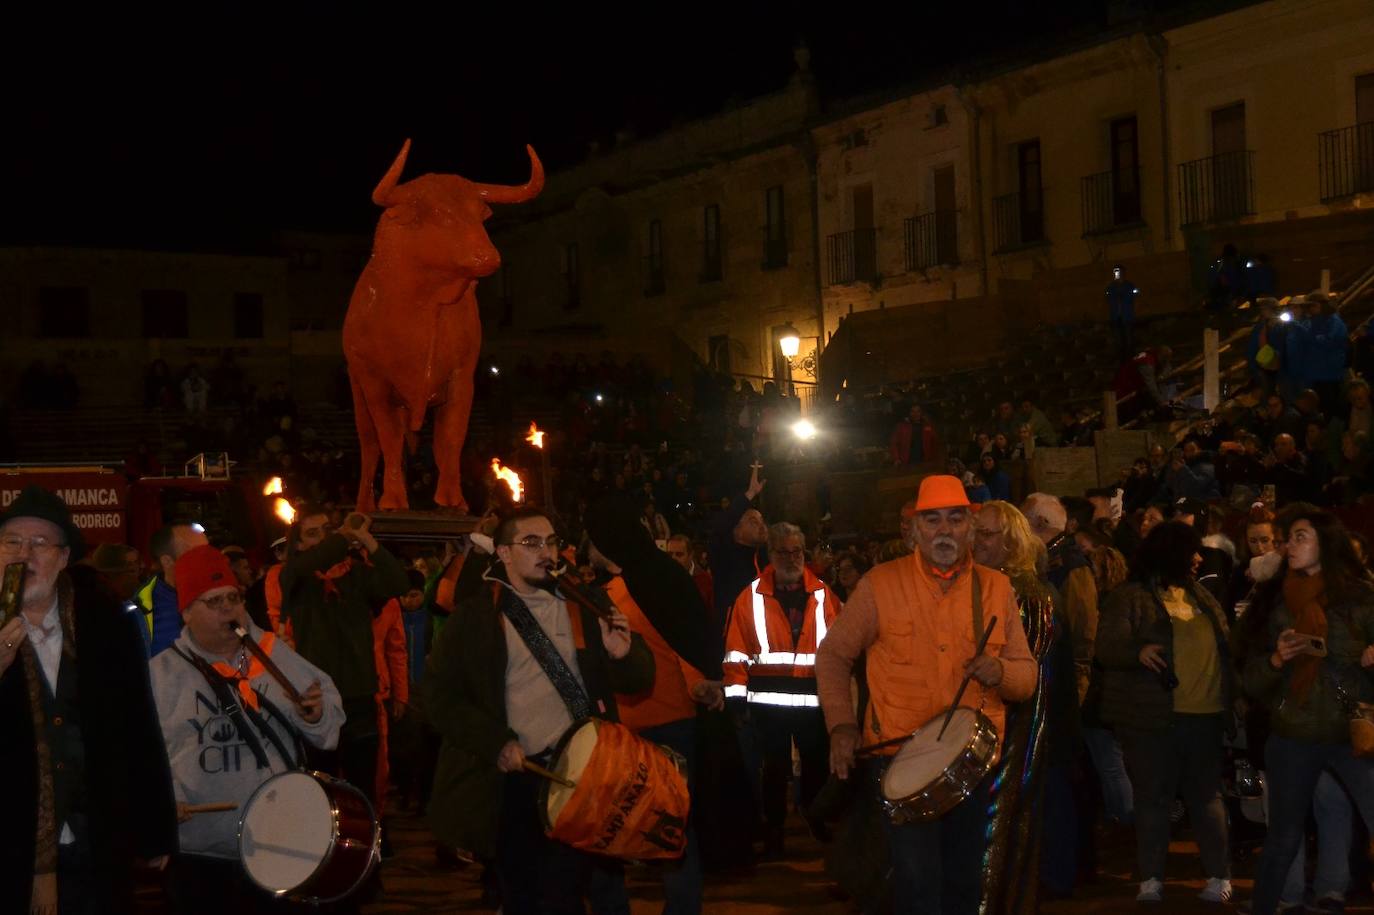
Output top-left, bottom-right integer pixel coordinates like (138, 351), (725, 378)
(980, 569), (1058, 915)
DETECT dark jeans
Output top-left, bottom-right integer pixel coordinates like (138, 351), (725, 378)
(883, 772), (992, 915)
(1251, 735), (1374, 915)
(57, 838), (99, 915)
(497, 769), (597, 915)
(753, 704), (829, 831)
(590, 716), (702, 915)
(170, 854), (331, 915)
(1113, 318), (1134, 357)
(1118, 713), (1229, 882)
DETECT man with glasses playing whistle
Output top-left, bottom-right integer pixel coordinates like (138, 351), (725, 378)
(424, 508), (654, 915)
(0, 486), (177, 915)
(817, 475), (1038, 915)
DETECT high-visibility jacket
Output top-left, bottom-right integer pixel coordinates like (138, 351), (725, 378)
(722, 566), (840, 708)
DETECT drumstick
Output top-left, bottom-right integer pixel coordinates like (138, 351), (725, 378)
(856, 734), (911, 757)
(937, 615), (998, 742)
(522, 760), (577, 789)
(183, 802), (238, 815)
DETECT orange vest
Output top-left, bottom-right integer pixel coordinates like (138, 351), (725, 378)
(722, 567), (840, 708)
(606, 576), (702, 731)
(864, 554), (1014, 758)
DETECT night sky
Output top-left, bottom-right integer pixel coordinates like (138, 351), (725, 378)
(3, 1), (1221, 250)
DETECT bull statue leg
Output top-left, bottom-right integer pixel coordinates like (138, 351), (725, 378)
(353, 369), (411, 511)
(432, 365), (476, 514)
(349, 371), (381, 513)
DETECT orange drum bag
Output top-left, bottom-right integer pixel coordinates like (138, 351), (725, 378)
(539, 719), (691, 860)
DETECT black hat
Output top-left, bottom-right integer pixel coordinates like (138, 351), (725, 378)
(1173, 496), (1207, 520)
(0, 485), (86, 560)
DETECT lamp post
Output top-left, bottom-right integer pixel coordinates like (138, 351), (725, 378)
(777, 322), (819, 401)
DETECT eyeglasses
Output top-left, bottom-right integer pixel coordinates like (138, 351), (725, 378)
(504, 535), (564, 552)
(772, 548), (805, 559)
(197, 591), (245, 611)
(0, 534), (67, 556)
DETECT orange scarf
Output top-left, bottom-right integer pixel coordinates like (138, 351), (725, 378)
(1283, 569), (1327, 701)
(314, 551), (371, 600)
(210, 631), (278, 711)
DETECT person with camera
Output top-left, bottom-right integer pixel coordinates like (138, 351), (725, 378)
(1243, 505), (1374, 915)
(1094, 521), (1234, 904)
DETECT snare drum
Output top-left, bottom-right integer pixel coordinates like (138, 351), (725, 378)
(238, 770), (380, 903)
(879, 706), (998, 824)
(540, 719), (691, 860)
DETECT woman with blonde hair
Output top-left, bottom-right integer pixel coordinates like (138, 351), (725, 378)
(972, 501), (1076, 908)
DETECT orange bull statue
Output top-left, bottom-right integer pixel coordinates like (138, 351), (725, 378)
(343, 139), (543, 512)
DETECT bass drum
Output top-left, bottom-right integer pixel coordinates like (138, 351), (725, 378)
(238, 770), (380, 903)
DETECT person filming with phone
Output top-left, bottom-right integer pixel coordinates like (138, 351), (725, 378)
(1094, 520), (1234, 903)
(1242, 505), (1374, 915)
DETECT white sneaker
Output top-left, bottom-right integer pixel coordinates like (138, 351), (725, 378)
(1199, 878), (1232, 903)
(1137, 878), (1164, 903)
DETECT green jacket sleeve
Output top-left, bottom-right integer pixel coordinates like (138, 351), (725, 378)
(607, 632), (655, 696)
(422, 603), (516, 768)
(1094, 589), (1144, 670)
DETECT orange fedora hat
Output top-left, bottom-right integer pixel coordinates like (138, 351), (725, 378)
(913, 474), (971, 512)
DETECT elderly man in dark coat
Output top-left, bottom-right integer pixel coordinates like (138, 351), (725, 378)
(0, 486), (177, 914)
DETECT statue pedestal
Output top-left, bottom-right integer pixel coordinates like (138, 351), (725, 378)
(368, 510), (481, 543)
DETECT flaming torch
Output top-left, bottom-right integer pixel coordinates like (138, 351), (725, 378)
(491, 458), (524, 503)
(526, 422), (552, 508)
(262, 476), (284, 496)
(273, 498), (297, 526)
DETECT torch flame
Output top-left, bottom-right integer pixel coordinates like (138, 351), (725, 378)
(263, 476), (283, 496)
(274, 498), (297, 525)
(491, 458), (524, 502)
(525, 422), (545, 449)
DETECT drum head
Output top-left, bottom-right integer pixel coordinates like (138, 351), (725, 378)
(240, 771), (334, 893)
(545, 720), (600, 826)
(883, 708), (977, 801)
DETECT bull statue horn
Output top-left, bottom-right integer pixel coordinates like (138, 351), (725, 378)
(475, 145), (544, 205)
(371, 139), (412, 207)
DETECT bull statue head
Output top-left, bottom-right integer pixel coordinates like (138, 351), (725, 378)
(367, 138), (544, 278)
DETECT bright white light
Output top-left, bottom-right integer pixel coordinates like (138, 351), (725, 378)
(1280, 311), (1293, 323)
(792, 419), (817, 440)
(1246, 260), (1255, 269)
(595, 393), (604, 403)
(489, 365), (500, 375)
(779, 331), (801, 359)
(190, 522), (206, 533)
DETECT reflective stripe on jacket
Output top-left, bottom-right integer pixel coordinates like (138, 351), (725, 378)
(722, 566), (840, 707)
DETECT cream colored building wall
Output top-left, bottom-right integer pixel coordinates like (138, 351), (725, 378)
(970, 34), (1169, 289)
(813, 85), (982, 341)
(1164, 0), (1374, 219)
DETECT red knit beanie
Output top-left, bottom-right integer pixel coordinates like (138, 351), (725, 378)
(175, 544), (237, 611)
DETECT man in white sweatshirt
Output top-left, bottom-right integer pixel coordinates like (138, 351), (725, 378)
(149, 544), (345, 913)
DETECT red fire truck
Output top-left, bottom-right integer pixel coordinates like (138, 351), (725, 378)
(0, 454), (274, 565)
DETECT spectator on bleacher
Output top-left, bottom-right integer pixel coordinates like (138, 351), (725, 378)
(1304, 421), (1337, 498)
(1017, 395), (1060, 446)
(180, 362), (209, 414)
(978, 454), (1012, 502)
(993, 401), (1020, 440)
(1247, 298), (1286, 396)
(639, 500), (671, 544)
(1342, 379), (1373, 440)
(1218, 433), (1266, 498)
(991, 431), (1018, 462)
(1106, 263), (1138, 356)
(963, 431), (993, 467)
(1060, 407), (1097, 447)
(210, 352), (245, 409)
(1257, 393), (1305, 448)
(1329, 430), (1374, 505)
(1155, 445), (1221, 504)
(1124, 457), (1158, 514)
(1113, 346), (1174, 423)
(1300, 293), (1350, 416)
(1265, 434), (1313, 505)
(1206, 242), (1245, 312)
(888, 404), (939, 468)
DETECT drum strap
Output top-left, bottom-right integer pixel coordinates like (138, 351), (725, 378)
(971, 569), (984, 645)
(171, 646), (300, 770)
(499, 587), (592, 722)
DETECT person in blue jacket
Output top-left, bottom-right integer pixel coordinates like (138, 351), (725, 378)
(1301, 292), (1349, 415)
(1106, 264), (1138, 356)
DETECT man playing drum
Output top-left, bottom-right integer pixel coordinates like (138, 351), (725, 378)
(149, 545), (346, 913)
(817, 475), (1038, 914)
(423, 508), (655, 915)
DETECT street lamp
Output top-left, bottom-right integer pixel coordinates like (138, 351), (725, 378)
(779, 323), (801, 359)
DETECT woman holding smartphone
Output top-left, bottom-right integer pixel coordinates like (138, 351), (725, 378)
(1244, 504), (1374, 915)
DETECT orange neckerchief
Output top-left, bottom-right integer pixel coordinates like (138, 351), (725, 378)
(1283, 569), (1328, 701)
(919, 552), (972, 582)
(314, 551), (373, 601)
(211, 631), (278, 711)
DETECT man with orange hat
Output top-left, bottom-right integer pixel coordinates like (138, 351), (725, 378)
(149, 544), (344, 913)
(816, 475), (1038, 914)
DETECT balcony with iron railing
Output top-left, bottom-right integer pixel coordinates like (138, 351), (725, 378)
(761, 227), (788, 270)
(902, 211), (959, 272)
(1177, 150), (1254, 226)
(826, 228), (878, 285)
(1081, 167), (1144, 236)
(1319, 121), (1374, 201)
(992, 192), (1045, 253)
